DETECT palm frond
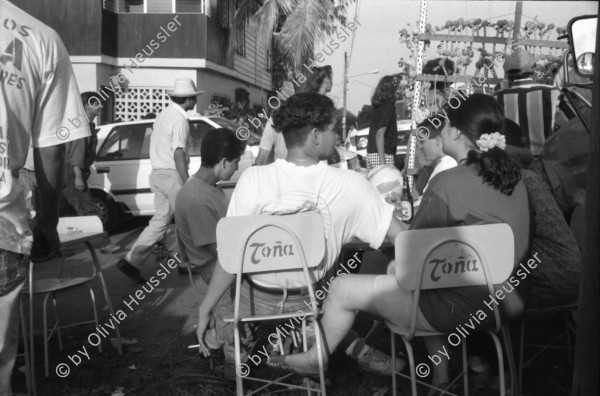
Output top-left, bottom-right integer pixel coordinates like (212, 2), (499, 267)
(277, 0), (332, 69)
(253, 0), (295, 51)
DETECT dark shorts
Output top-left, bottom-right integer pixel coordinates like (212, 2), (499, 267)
(0, 249), (28, 296)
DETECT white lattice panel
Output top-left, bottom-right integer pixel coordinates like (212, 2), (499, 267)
(114, 87), (170, 122)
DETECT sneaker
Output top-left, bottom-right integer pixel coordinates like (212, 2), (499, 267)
(100, 242), (120, 254)
(354, 341), (405, 376)
(116, 259), (147, 284)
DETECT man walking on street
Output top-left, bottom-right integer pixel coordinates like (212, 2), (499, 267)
(117, 78), (202, 283)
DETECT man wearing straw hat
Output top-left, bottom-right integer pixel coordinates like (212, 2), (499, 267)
(117, 78), (203, 282)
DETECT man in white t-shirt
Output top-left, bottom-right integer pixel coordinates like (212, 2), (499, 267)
(195, 93), (406, 369)
(0, 1), (91, 392)
(117, 78), (203, 283)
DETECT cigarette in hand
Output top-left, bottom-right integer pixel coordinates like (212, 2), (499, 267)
(187, 344), (201, 349)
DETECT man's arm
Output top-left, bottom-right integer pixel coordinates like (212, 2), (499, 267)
(255, 119), (276, 165)
(174, 148), (189, 183)
(386, 215), (408, 243)
(32, 144), (65, 255)
(254, 147), (272, 166)
(196, 261), (235, 357)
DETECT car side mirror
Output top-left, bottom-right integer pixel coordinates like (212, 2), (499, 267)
(568, 15), (597, 77)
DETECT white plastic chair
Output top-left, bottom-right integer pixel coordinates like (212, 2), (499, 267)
(217, 212), (327, 396)
(389, 224), (519, 396)
(22, 216), (123, 382)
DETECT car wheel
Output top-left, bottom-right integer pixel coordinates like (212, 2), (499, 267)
(91, 191), (120, 232)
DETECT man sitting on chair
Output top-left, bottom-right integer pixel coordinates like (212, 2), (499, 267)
(195, 93), (406, 374)
(175, 128), (246, 348)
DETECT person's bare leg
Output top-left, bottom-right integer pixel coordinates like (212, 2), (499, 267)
(424, 336), (450, 389)
(271, 274), (382, 374)
(0, 281), (25, 396)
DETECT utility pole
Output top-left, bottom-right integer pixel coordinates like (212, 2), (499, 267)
(342, 51), (348, 141)
(513, 1), (523, 41)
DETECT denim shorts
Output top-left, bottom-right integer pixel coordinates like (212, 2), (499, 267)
(0, 249), (28, 296)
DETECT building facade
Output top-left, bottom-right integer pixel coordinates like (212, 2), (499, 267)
(11, 0), (273, 122)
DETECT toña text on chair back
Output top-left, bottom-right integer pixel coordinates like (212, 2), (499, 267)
(394, 223), (515, 337)
(216, 211), (326, 320)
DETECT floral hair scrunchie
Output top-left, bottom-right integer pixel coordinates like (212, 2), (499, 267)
(476, 132), (506, 152)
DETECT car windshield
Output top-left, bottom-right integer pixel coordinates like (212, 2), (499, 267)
(209, 117), (261, 145)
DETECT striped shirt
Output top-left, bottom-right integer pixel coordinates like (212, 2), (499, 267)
(494, 79), (560, 154)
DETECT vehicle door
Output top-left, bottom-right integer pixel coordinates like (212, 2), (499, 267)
(94, 122), (154, 215)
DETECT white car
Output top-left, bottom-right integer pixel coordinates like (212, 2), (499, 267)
(88, 116), (259, 231)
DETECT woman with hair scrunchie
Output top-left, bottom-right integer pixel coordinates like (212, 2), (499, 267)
(268, 94), (532, 395)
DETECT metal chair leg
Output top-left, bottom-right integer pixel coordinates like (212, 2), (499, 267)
(391, 332), (397, 396)
(487, 331), (506, 396)
(233, 323), (244, 396)
(400, 337), (418, 396)
(313, 320), (327, 396)
(501, 326), (518, 396)
(87, 286), (101, 353)
(85, 241), (122, 354)
(19, 298), (36, 396)
(42, 293), (52, 377)
(518, 318), (525, 392)
(28, 265), (35, 391)
(51, 295), (62, 351)
(462, 338), (468, 396)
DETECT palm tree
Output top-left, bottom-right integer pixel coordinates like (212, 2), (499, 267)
(223, 0), (356, 75)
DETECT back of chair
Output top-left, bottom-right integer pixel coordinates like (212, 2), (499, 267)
(395, 223), (515, 335)
(216, 212), (325, 275)
(57, 216), (105, 245)
(217, 212), (326, 326)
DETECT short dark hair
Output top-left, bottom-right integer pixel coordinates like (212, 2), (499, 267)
(200, 128), (247, 168)
(81, 91), (103, 109)
(271, 93), (336, 149)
